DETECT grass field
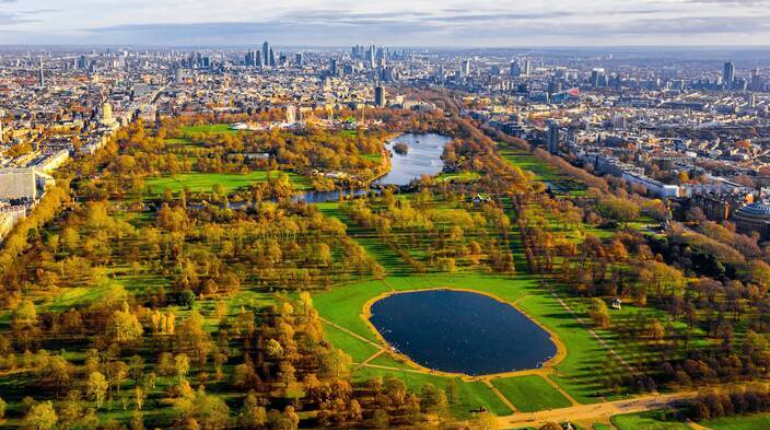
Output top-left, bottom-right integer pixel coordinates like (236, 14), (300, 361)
(704, 413), (770, 430)
(436, 171), (483, 183)
(491, 375), (572, 412)
(180, 124), (239, 134)
(611, 411), (690, 430)
(144, 171), (312, 194)
(498, 146), (586, 195)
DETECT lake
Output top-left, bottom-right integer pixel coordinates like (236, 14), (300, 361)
(295, 133), (450, 203)
(368, 290), (557, 376)
(375, 133), (450, 186)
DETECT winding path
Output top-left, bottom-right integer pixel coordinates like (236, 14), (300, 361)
(498, 390), (698, 429)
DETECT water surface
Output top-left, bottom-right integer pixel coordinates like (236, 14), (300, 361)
(369, 290), (557, 376)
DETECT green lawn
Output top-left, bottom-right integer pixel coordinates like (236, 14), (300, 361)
(361, 153), (383, 163)
(611, 411), (690, 430)
(498, 146), (586, 195)
(144, 171), (311, 195)
(436, 171), (483, 183)
(180, 124), (239, 134)
(491, 375), (572, 412)
(705, 413), (770, 430)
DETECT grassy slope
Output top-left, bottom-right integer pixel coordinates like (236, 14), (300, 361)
(705, 413), (770, 430)
(611, 411), (691, 430)
(144, 171), (311, 194)
(491, 374), (572, 412)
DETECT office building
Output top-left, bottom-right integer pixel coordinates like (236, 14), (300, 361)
(374, 86), (386, 108)
(547, 121), (559, 154)
(510, 61), (521, 77)
(330, 58), (338, 77)
(523, 60), (531, 77)
(461, 59), (471, 77)
(262, 42), (270, 67)
(723, 62), (735, 90)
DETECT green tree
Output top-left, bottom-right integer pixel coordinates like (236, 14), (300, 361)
(589, 298), (610, 329)
(109, 303), (143, 342)
(25, 401), (58, 430)
(87, 371), (109, 408)
(175, 353), (190, 381)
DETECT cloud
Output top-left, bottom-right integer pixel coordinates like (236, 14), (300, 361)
(684, 0), (769, 3)
(0, 12), (36, 26)
(2, 0), (770, 46)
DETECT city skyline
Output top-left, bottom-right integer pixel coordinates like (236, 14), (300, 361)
(1, 0), (770, 47)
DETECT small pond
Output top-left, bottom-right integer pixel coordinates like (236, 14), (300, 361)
(368, 290), (557, 376)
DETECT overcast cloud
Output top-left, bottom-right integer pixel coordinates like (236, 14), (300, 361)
(0, 0), (768, 46)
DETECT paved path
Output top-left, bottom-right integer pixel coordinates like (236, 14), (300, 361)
(499, 390), (697, 429)
(483, 379), (518, 413)
(355, 350), (386, 370)
(319, 316), (385, 352)
(541, 374), (579, 406)
(359, 363), (433, 375)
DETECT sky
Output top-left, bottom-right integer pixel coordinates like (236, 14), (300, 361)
(0, 0), (769, 47)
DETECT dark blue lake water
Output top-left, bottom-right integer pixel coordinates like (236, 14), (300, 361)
(369, 290), (557, 376)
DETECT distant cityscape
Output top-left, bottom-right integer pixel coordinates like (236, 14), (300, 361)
(2, 44), (769, 241)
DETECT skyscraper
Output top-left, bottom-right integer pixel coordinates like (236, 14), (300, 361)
(269, 48), (276, 67)
(39, 66), (45, 88)
(751, 68), (763, 92)
(461, 59), (471, 77)
(368, 44), (376, 68)
(374, 86), (386, 108)
(547, 121), (559, 154)
(295, 53), (304, 68)
(723, 62), (735, 90)
(330, 58), (338, 77)
(590, 69), (604, 88)
(523, 60), (531, 77)
(510, 61), (521, 77)
(262, 42), (270, 68)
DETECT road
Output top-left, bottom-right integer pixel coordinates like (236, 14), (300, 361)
(498, 390), (698, 429)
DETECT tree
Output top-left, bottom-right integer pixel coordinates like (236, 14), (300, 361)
(238, 391), (267, 430)
(87, 371), (109, 408)
(471, 411), (498, 430)
(420, 383), (448, 413)
(265, 339), (284, 360)
(131, 411), (146, 430)
(25, 401), (58, 430)
(0, 396), (6, 419)
(179, 290), (196, 310)
(649, 319), (666, 340)
(539, 423), (562, 430)
(13, 299), (37, 329)
(588, 298), (610, 329)
(319, 348), (352, 378)
(109, 303), (143, 342)
(175, 354), (190, 381)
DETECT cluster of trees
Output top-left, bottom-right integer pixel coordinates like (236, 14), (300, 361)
(684, 385), (770, 422)
(344, 189), (514, 274)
